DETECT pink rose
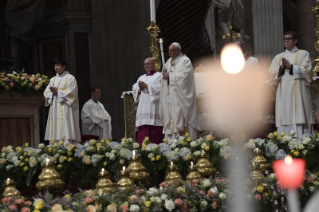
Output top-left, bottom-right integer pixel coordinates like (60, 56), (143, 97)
(10, 82), (14, 87)
(159, 182), (168, 188)
(21, 207), (31, 212)
(15, 198), (24, 204)
(136, 189), (145, 194)
(181, 205), (188, 212)
(85, 197), (94, 203)
(208, 190), (215, 197)
(121, 204), (129, 212)
(12, 76), (15, 80)
(174, 198), (183, 206)
(24, 201), (32, 205)
(2, 197), (12, 204)
(199, 190), (205, 196)
(8, 204), (17, 210)
(4, 77), (8, 81)
(192, 179), (199, 184)
(212, 201), (218, 209)
(254, 194), (261, 200)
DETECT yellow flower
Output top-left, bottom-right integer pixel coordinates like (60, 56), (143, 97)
(205, 146), (210, 151)
(20, 162), (24, 166)
(99, 155), (104, 159)
(281, 131), (285, 136)
(67, 151), (72, 156)
(68, 157), (73, 162)
(145, 201), (151, 208)
(186, 137), (191, 142)
(274, 131), (278, 136)
(156, 155), (161, 160)
(101, 139), (105, 143)
(64, 194), (71, 200)
(144, 208), (149, 212)
(180, 140), (184, 145)
(48, 147), (52, 153)
(74, 148), (78, 152)
(57, 164), (62, 169)
(257, 186), (264, 193)
(263, 192), (268, 197)
(106, 140), (110, 144)
(23, 166), (28, 171)
(16, 147), (22, 154)
(23, 152), (28, 157)
(268, 133), (274, 139)
(291, 149), (295, 153)
(50, 139), (55, 144)
(53, 148), (57, 153)
(151, 158), (155, 161)
(145, 136), (149, 142)
(163, 138), (168, 143)
(293, 151), (299, 156)
(33, 210), (40, 212)
(185, 154), (191, 160)
(59, 140), (64, 145)
(185, 132), (189, 137)
(96, 143), (102, 147)
(104, 162), (107, 166)
(276, 135), (281, 140)
(34, 200), (44, 209)
(25, 143), (29, 147)
(25, 158), (29, 162)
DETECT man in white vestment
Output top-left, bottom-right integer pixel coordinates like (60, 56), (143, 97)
(234, 35), (259, 70)
(132, 57), (163, 144)
(81, 86), (112, 141)
(43, 58), (81, 143)
(160, 42), (201, 141)
(269, 31), (313, 136)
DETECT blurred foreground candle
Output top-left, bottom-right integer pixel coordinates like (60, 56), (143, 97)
(273, 155), (305, 212)
(273, 155), (305, 189)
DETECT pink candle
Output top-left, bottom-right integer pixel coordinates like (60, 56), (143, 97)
(273, 156), (305, 189)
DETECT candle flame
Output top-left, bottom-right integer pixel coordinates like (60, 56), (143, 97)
(101, 168), (105, 172)
(170, 162), (173, 166)
(159, 38), (163, 43)
(191, 161), (193, 166)
(133, 150), (135, 157)
(284, 155), (293, 165)
(123, 166), (126, 171)
(221, 44), (245, 74)
(46, 158), (50, 163)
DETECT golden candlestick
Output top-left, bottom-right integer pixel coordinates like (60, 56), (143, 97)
(250, 162), (264, 182)
(185, 162), (202, 182)
(35, 159), (64, 191)
(196, 151), (216, 177)
(2, 178), (21, 197)
(251, 148), (271, 172)
(312, 2), (319, 76)
(165, 163), (183, 186)
(126, 154), (149, 183)
(147, 21), (161, 71)
(96, 168), (115, 194)
(117, 167), (135, 192)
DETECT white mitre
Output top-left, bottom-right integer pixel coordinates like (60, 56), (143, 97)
(172, 42), (181, 50)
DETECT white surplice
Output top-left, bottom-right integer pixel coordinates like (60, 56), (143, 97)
(245, 56), (259, 70)
(269, 46), (313, 136)
(43, 71), (81, 142)
(81, 99), (112, 140)
(132, 72), (162, 127)
(159, 53), (201, 141)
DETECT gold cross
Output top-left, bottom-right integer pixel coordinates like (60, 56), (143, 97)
(222, 26), (241, 43)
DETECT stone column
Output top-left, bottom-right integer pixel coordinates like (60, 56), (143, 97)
(252, 0), (284, 57)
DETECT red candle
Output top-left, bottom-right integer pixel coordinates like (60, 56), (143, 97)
(273, 156), (305, 189)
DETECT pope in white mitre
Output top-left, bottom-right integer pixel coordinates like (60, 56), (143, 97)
(81, 86), (112, 140)
(269, 31), (313, 136)
(160, 42), (201, 141)
(43, 58), (81, 143)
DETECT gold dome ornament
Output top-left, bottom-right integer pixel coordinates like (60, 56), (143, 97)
(36, 158), (65, 191)
(186, 161), (202, 182)
(117, 166), (135, 192)
(251, 148), (271, 172)
(165, 162), (183, 186)
(2, 178), (21, 197)
(196, 151), (216, 177)
(96, 168), (115, 194)
(126, 150), (149, 184)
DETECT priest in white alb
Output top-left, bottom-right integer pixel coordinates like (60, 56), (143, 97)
(81, 86), (112, 141)
(269, 31), (313, 136)
(234, 35), (259, 70)
(43, 58), (81, 143)
(160, 42), (201, 141)
(132, 57), (163, 144)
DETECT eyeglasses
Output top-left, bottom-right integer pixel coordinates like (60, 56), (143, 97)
(168, 49), (179, 52)
(283, 38), (295, 41)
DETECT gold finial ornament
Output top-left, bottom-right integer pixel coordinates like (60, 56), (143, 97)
(312, 2), (319, 76)
(147, 21), (161, 71)
(251, 148), (271, 172)
(186, 162), (202, 182)
(117, 167), (135, 192)
(222, 26), (241, 43)
(126, 152), (149, 184)
(250, 162), (264, 182)
(2, 178), (21, 197)
(196, 151), (216, 177)
(35, 159), (64, 191)
(165, 162), (183, 186)
(96, 168), (115, 194)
